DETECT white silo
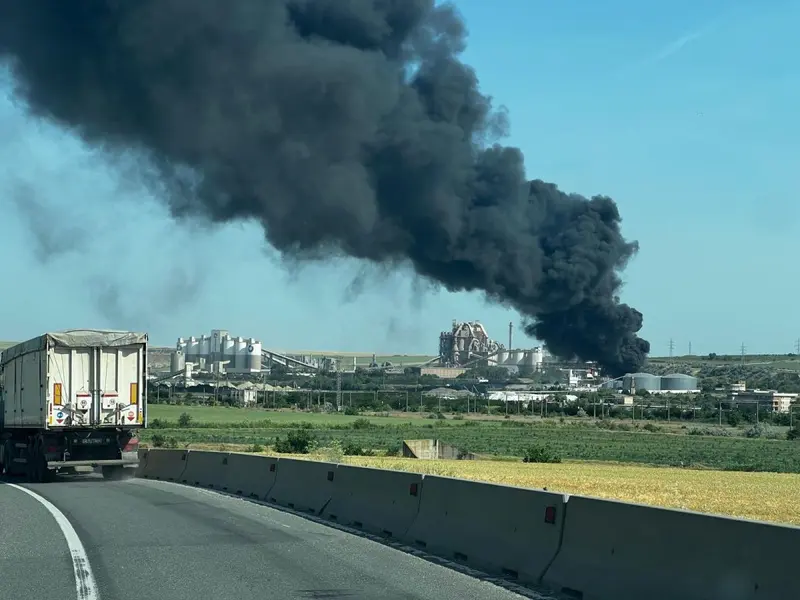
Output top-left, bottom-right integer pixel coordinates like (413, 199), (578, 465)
(508, 350), (523, 365)
(170, 351), (186, 373)
(176, 337), (188, 357)
(222, 335), (236, 366)
(199, 335), (211, 363)
(246, 339), (262, 372)
(496, 350), (509, 365)
(520, 351), (535, 367)
(186, 337), (199, 363)
(532, 347), (544, 370)
(234, 337), (248, 370)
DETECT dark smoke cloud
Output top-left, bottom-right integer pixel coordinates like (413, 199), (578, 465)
(0, 0), (649, 375)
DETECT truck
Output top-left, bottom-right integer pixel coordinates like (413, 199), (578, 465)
(0, 329), (147, 482)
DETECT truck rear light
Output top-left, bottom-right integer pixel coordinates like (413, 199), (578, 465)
(46, 446), (59, 454)
(53, 383), (63, 405)
(123, 438), (139, 452)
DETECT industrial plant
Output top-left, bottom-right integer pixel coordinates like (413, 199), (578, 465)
(438, 320), (546, 372)
(174, 330), (263, 374)
(601, 372), (700, 394)
(168, 330), (358, 378)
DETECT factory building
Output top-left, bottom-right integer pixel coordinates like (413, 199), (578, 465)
(175, 329), (263, 374)
(438, 320), (545, 371)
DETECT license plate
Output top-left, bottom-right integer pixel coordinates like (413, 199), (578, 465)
(75, 438), (107, 445)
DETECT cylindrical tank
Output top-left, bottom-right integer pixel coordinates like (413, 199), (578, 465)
(199, 335), (210, 362)
(176, 338), (188, 357)
(170, 351), (185, 373)
(508, 350), (523, 365)
(223, 335), (236, 365)
(660, 374), (699, 391)
(246, 339), (262, 372)
(532, 347), (544, 367)
(186, 336), (198, 363)
(623, 372), (661, 392)
(234, 337), (248, 370)
(520, 351), (535, 367)
(496, 351), (509, 365)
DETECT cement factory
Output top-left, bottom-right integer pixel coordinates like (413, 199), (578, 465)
(438, 320), (545, 372)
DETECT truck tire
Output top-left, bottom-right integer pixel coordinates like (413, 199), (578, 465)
(102, 466), (125, 480)
(26, 441), (52, 483)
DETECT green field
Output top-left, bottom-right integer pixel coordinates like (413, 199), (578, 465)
(143, 405), (800, 474)
(148, 404), (434, 426)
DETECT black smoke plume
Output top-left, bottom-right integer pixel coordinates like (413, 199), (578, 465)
(0, 0), (649, 375)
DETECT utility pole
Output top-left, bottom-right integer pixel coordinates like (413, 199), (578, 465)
(668, 338), (675, 358)
(335, 358), (343, 412)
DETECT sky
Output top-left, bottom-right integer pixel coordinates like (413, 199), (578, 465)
(0, 0), (798, 357)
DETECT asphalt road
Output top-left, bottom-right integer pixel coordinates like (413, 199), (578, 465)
(0, 473), (558, 600)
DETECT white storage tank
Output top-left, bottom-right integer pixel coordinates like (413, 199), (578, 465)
(246, 339), (262, 372)
(170, 351), (186, 373)
(520, 351), (535, 367)
(234, 337), (248, 370)
(199, 335), (210, 362)
(496, 350), (509, 365)
(532, 347), (544, 369)
(623, 372), (661, 392)
(508, 350), (523, 365)
(660, 373), (699, 391)
(222, 335), (236, 365)
(186, 336), (199, 363)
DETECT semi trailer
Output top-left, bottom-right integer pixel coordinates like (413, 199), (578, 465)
(0, 329), (147, 482)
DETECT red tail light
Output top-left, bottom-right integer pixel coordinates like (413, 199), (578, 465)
(123, 437), (139, 452)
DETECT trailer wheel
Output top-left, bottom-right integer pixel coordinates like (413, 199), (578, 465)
(26, 441), (52, 483)
(102, 466), (125, 480)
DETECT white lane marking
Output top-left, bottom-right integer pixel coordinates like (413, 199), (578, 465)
(8, 483), (100, 600)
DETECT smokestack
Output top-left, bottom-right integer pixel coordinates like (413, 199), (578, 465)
(0, 0), (649, 376)
(508, 321), (513, 351)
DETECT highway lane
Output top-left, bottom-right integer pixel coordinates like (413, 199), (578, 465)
(1, 474), (558, 600)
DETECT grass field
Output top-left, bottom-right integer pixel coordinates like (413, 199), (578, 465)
(149, 405), (434, 426)
(144, 405), (800, 473)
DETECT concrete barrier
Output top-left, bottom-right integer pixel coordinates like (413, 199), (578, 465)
(268, 458), (336, 515)
(405, 475), (566, 584)
(139, 448), (188, 482)
(135, 448), (149, 477)
(543, 495), (798, 600)
(220, 453), (279, 500)
(181, 450), (229, 489)
(323, 465), (423, 539)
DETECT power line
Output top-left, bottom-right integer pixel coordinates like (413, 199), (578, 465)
(668, 338), (675, 358)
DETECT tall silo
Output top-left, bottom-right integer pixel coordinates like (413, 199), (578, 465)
(176, 337), (188, 357)
(170, 351), (186, 373)
(234, 337), (248, 370)
(496, 350), (509, 365)
(660, 374), (699, 391)
(532, 347), (544, 370)
(246, 339), (263, 372)
(623, 372), (661, 392)
(199, 335), (211, 363)
(186, 336), (199, 364)
(222, 335), (236, 366)
(508, 350), (523, 365)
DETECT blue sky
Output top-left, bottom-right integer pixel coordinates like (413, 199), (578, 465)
(1, 0), (798, 356)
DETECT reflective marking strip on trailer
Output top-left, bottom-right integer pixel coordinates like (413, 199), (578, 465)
(6, 484), (101, 600)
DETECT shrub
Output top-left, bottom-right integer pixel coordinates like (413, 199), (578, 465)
(274, 430), (315, 454)
(522, 444), (561, 464)
(178, 412), (193, 428)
